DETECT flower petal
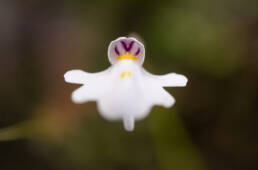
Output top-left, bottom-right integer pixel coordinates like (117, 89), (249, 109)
(144, 82), (175, 108)
(156, 88), (176, 107)
(156, 73), (188, 87)
(71, 85), (98, 103)
(143, 69), (188, 87)
(64, 68), (111, 84)
(108, 37), (145, 65)
(65, 69), (111, 103)
(64, 69), (90, 84)
(96, 80), (153, 121)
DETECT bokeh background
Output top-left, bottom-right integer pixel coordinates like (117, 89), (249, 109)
(1, 0), (258, 170)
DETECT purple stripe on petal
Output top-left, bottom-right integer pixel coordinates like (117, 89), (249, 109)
(135, 47), (140, 56)
(120, 40), (135, 52)
(127, 41), (134, 51)
(115, 46), (120, 55)
(121, 41), (128, 51)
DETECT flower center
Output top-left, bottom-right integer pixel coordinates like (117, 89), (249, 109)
(120, 71), (132, 79)
(117, 53), (138, 61)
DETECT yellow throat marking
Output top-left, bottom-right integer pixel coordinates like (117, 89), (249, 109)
(120, 71), (132, 79)
(117, 53), (138, 61)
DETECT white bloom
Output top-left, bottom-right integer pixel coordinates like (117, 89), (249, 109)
(64, 37), (188, 131)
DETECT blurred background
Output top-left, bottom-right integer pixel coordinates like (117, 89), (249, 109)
(0, 0), (258, 170)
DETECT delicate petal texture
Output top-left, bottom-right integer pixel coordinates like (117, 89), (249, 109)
(64, 69), (111, 84)
(64, 69), (89, 84)
(154, 87), (175, 107)
(64, 37), (188, 131)
(155, 73), (188, 87)
(65, 69), (111, 103)
(96, 60), (153, 121)
(72, 85), (97, 103)
(143, 69), (188, 87)
(108, 37), (145, 65)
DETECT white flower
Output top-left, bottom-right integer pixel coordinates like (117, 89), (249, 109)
(64, 37), (188, 131)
